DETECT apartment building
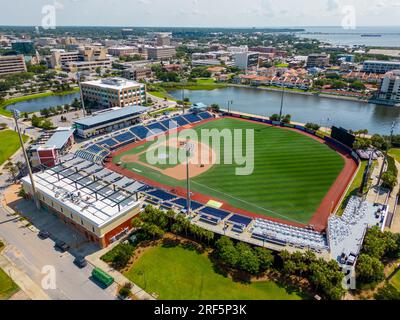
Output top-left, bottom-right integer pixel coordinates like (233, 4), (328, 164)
(233, 51), (259, 70)
(376, 70), (400, 104)
(362, 60), (400, 74)
(306, 54), (330, 68)
(146, 46), (176, 60)
(0, 54), (27, 75)
(81, 77), (146, 108)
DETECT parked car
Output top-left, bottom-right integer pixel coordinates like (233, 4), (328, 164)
(55, 240), (70, 252)
(38, 230), (50, 239)
(73, 256), (87, 268)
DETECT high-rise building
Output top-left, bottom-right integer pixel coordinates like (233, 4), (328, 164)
(146, 46), (176, 60)
(233, 51), (259, 70)
(0, 55), (27, 75)
(306, 54), (330, 68)
(156, 33), (172, 46)
(11, 40), (36, 55)
(376, 70), (400, 104)
(121, 28), (134, 38)
(363, 60), (400, 74)
(81, 77), (146, 108)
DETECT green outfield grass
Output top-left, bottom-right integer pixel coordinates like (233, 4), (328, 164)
(114, 118), (344, 224)
(124, 244), (306, 300)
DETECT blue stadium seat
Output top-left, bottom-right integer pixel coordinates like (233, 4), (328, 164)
(146, 122), (168, 134)
(171, 116), (190, 127)
(86, 144), (103, 154)
(198, 112), (212, 120)
(200, 207), (230, 220)
(228, 214), (252, 227)
(113, 132), (135, 143)
(146, 189), (176, 201)
(171, 198), (203, 210)
(159, 119), (178, 131)
(130, 126), (154, 140)
(182, 113), (202, 124)
(100, 138), (118, 148)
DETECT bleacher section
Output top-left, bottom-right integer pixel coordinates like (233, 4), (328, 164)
(197, 112), (213, 120)
(159, 119), (178, 130)
(146, 189), (177, 202)
(130, 125), (154, 140)
(171, 197), (204, 211)
(171, 115), (190, 126)
(100, 138), (119, 149)
(228, 214), (253, 233)
(113, 131), (135, 144)
(146, 122), (168, 133)
(182, 113), (202, 124)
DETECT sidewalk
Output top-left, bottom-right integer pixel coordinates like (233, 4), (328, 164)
(86, 245), (155, 300)
(0, 253), (49, 300)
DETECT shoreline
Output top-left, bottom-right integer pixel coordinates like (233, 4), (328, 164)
(0, 88), (80, 118)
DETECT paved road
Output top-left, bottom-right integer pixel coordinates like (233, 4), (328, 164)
(0, 204), (117, 300)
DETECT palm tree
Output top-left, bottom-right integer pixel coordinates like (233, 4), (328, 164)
(6, 163), (18, 182)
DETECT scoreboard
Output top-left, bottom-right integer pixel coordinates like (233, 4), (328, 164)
(331, 126), (356, 148)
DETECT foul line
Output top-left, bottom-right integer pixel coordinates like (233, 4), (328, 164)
(191, 180), (305, 224)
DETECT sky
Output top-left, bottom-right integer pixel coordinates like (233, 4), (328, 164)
(1, 0), (400, 28)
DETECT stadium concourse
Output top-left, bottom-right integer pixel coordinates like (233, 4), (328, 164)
(23, 108), (386, 263)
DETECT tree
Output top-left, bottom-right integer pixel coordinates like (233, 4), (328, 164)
(382, 172), (397, 190)
(235, 242), (260, 275)
(254, 247), (274, 271)
(5, 162), (18, 182)
(374, 283), (400, 300)
(40, 119), (54, 130)
(269, 114), (280, 121)
(95, 67), (102, 76)
(40, 108), (50, 118)
(305, 123), (320, 131)
(281, 114), (291, 124)
(31, 114), (42, 127)
(356, 253), (385, 285)
(215, 236), (239, 267)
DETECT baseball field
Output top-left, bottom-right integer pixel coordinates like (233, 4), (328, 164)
(111, 117), (348, 225)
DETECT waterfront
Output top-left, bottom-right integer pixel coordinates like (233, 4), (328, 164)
(5, 92), (81, 113)
(170, 86), (400, 135)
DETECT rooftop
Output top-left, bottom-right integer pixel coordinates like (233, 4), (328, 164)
(22, 154), (143, 227)
(30, 128), (75, 151)
(82, 77), (143, 90)
(73, 106), (149, 127)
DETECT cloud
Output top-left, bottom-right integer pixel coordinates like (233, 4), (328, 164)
(326, 0), (339, 11)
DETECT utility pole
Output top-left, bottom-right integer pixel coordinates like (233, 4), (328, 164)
(13, 110), (40, 210)
(279, 85), (285, 122)
(184, 141), (194, 216)
(77, 72), (87, 117)
(377, 121), (396, 187)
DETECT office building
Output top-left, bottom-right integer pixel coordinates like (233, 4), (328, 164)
(73, 105), (148, 138)
(11, 40), (35, 55)
(375, 70), (400, 104)
(337, 54), (355, 63)
(123, 66), (152, 81)
(146, 46), (176, 60)
(362, 60), (400, 74)
(108, 46), (138, 57)
(122, 28), (134, 38)
(0, 54), (27, 75)
(233, 51), (259, 70)
(156, 33), (172, 46)
(306, 54), (330, 68)
(50, 46), (111, 70)
(81, 77), (146, 109)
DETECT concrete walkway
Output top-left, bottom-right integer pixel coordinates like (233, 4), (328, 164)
(0, 252), (49, 300)
(86, 245), (155, 300)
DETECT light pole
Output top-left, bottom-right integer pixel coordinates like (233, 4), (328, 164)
(183, 141), (194, 216)
(77, 72), (87, 117)
(13, 110), (40, 210)
(279, 85), (285, 122)
(227, 100), (233, 115)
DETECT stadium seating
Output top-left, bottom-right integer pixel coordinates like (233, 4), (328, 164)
(197, 112), (212, 120)
(159, 119), (178, 131)
(171, 116), (190, 127)
(199, 214), (220, 225)
(130, 125), (154, 140)
(228, 214), (252, 227)
(199, 207), (230, 220)
(171, 197), (204, 210)
(113, 132), (135, 144)
(86, 144), (104, 154)
(146, 189), (176, 201)
(100, 138), (119, 149)
(182, 113), (202, 124)
(146, 122), (168, 134)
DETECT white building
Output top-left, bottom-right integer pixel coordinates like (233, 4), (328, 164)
(376, 70), (400, 104)
(233, 51), (259, 70)
(363, 60), (400, 74)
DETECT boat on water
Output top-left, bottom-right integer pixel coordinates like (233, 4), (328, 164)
(361, 34), (382, 37)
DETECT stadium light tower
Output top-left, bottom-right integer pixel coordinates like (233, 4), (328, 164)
(227, 100), (233, 114)
(13, 109), (40, 210)
(77, 72), (87, 117)
(279, 85), (285, 122)
(183, 141), (194, 216)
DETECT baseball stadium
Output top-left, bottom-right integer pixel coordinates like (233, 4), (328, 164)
(104, 111), (358, 233)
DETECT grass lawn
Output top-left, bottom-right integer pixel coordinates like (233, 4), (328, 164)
(337, 161), (366, 215)
(124, 244), (306, 300)
(0, 130), (28, 166)
(0, 268), (19, 300)
(389, 268), (400, 291)
(389, 148), (400, 164)
(115, 118), (344, 224)
(196, 78), (216, 84)
(0, 88), (80, 117)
